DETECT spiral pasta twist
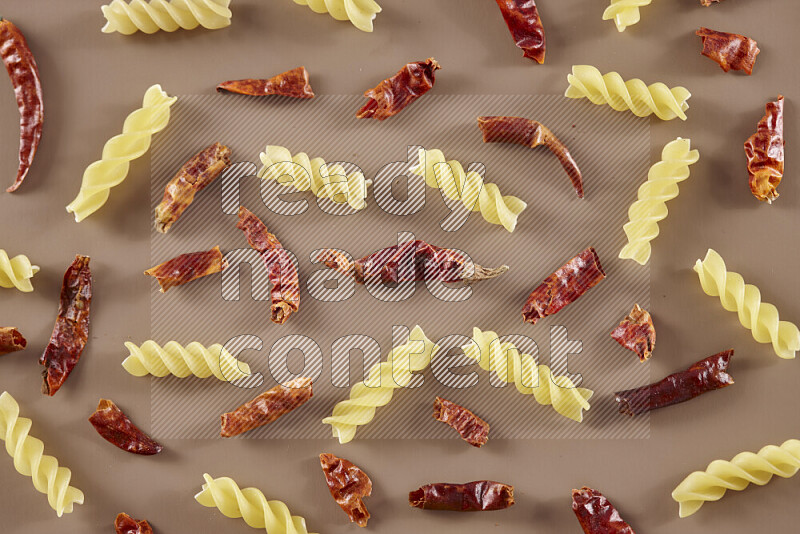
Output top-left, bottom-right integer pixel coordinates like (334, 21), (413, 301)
(258, 146), (372, 210)
(123, 340), (252, 381)
(619, 138), (700, 265)
(603, 0), (652, 32)
(565, 65), (691, 121)
(694, 249), (800, 360)
(0, 250), (39, 293)
(66, 84), (177, 222)
(409, 148), (527, 232)
(0, 392), (84, 516)
(462, 327), (593, 422)
(323, 325), (439, 444)
(195, 473), (316, 534)
(291, 0), (382, 33)
(672, 439), (800, 518)
(101, 0), (232, 34)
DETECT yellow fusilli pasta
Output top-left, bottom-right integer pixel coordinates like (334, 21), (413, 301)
(672, 439), (800, 518)
(0, 392), (84, 516)
(258, 146), (372, 211)
(462, 327), (593, 422)
(123, 340), (252, 381)
(0, 250), (39, 293)
(603, 0), (652, 32)
(565, 65), (691, 121)
(101, 0), (232, 34)
(619, 138), (700, 265)
(409, 148), (527, 233)
(322, 325), (439, 444)
(66, 84), (177, 222)
(291, 0), (382, 33)
(694, 249), (800, 360)
(195, 473), (316, 534)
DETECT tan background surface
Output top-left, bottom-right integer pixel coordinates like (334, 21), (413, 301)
(0, 0), (798, 532)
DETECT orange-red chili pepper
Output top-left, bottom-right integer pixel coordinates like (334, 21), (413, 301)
(0, 18), (43, 193)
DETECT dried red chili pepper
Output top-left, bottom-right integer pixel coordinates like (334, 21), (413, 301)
(432, 396), (490, 447)
(89, 399), (162, 455)
(217, 66), (315, 99)
(115, 513), (154, 534)
(700, 0), (724, 5)
(477, 116), (583, 198)
(745, 95), (784, 203)
(144, 246), (227, 293)
(696, 28), (759, 75)
(236, 207), (299, 324)
(319, 453), (372, 527)
(409, 481), (514, 511)
(0, 327), (26, 355)
(39, 255), (91, 396)
(494, 0), (546, 64)
(522, 247), (605, 325)
(356, 58), (440, 120)
(154, 142), (232, 233)
(220, 376), (312, 437)
(614, 350), (734, 416)
(610, 304), (655, 362)
(0, 18), (43, 193)
(572, 487), (636, 534)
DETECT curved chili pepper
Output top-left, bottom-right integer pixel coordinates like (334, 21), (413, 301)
(89, 399), (163, 455)
(0, 18), (43, 193)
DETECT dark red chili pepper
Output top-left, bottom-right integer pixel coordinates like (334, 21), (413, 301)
(89, 399), (163, 455)
(696, 28), (760, 75)
(217, 66), (315, 99)
(0, 326), (26, 355)
(356, 58), (440, 120)
(115, 513), (154, 534)
(610, 304), (656, 362)
(432, 396), (490, 448)
(745, 95), (784, 203)
(320, 453), (372, 527)
(572, 487), (636, 533)
(409, 481), (514, 511)
(144, 246), (227, 293)
(0, 18), (43, 193)
(494, 0), (546, 63)
(220, 377), (313, 437)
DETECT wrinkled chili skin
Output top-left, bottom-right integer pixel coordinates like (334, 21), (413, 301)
(0, 327), (26, 355)
(115, 513), (154, 534)
(433, 397), (490, 448)
(39, 255), (91, 396)
(89, 399), (163, 455)
(610, 304), (656, 362)
(320, 453), (372, 527)
(217, 67), (315, 98)
(220, 377), (312, 437)
(696, 28), (759, 75)
(409, 481), (514, 511)
(572, 487), (636, 534)
(522, 247), (605, 325)
(494, 0), (546, 64)
(356, 58), (440, 120)
(478, 116), (583, 198)
(0, 18), (43, 193)
(614, 350), (734, 416)
(745, 96), (784, 203)
(144, 246), (227, 293)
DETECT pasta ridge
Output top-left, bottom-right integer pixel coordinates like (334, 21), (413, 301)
(258, 146), (372, 210)
(672, 439), (800, 518)
(0, 392), (84, 516)
(0, 249), (39, 292)
(565, 65), (691, 121)
(291, 0), (382, 33)
(322, 325), (439, 443)
(123, 340), (252, 381)
(462, 327), (593, 422)
(101, 0), (232, 34)
(694, 249), (800, 359)
(602, 0), (652, 32)
(410, 148), (527, 232)
(619, 138), (700, 265)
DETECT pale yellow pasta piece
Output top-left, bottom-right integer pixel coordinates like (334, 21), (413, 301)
(462, 327), (593, 422)
(0, 250), (39, 293)
(410, 148), (527, 232)
(603, 0), (652, 32)
(565, 65), (691, 121)
(0, 392), (84, 516)
(123, 340), (252, 381)
(101, 0), (232, 34)
(694, 249), (800, 359)
(66, 84), (177, 222)
(322, 325), (439, 443)
(195, 473), (317, 534)
(619, 138), (700, 265)
(258, 146), (372, 210)
(672, 439), (800, 518)
(291, 0), (382, 33)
